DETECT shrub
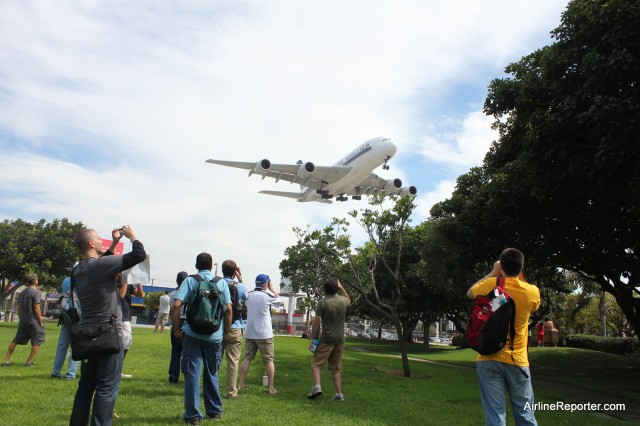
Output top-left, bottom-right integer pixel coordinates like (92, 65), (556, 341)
(451, 333), (466, 348)
(565, 334), (640, 357)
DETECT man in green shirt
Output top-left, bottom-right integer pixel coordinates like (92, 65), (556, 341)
(308, 279), (350, 401)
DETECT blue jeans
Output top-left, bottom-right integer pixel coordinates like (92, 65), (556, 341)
(52, 323), (79, 379)
(181, 335), (223, 421)
(169, 319), (185, 383)
(69, 339), (124, 426)
(476, 361), (537, 426)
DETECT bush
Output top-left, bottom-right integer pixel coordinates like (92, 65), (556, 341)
(565, 334), (640, 357)
(451, 333), (466, 348)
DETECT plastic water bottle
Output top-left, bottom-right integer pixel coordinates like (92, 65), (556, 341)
(309, 339), (318, 353)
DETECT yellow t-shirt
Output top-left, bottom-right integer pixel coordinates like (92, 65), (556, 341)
(470, 276), (540, 366)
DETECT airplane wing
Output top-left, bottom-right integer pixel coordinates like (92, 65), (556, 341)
(206, 159), (351, 190)
(259, 190), (333, 204)
(347, 172), (416, 196)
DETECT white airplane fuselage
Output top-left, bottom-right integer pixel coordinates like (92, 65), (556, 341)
(298, 137), (397, 202)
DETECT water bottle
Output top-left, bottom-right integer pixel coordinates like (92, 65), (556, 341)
(309, 339), (318, 353)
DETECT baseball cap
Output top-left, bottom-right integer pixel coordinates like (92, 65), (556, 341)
(255, 274), (270, 287)
(176, 271), (189, 285)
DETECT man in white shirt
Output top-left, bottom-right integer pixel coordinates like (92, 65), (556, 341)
(238, 274), (282, 396)
(154, 291), (171, 335)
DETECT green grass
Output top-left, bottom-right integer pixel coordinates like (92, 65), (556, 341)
(0, 323), (633, 425)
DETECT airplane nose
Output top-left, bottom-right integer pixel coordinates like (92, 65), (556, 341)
(384, 139), (397, 156)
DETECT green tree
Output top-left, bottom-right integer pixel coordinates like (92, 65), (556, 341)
(281, 196), (417, 376)
(0, 218), (84, 296)
(144, 291), (164, 312)
(482, 0), (640, 337)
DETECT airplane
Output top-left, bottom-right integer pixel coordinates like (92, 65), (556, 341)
(205, 137), (417, 203)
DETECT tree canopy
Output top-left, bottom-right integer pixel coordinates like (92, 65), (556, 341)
(0, 218), (84, 295)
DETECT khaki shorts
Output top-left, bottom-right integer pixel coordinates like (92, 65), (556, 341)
(243, 338), (275, 363)
(311, 343), (344, 373)
(156, 313), (168, 326)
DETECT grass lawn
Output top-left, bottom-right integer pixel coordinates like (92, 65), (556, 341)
(0, 322), (633, 425)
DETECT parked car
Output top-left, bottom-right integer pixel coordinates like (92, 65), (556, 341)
(44, 309), (61, 320)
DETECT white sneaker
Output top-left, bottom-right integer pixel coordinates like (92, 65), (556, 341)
(121, 373), (133, 379)
(307, 385), (322, 399)
(333, 393), (344, 401)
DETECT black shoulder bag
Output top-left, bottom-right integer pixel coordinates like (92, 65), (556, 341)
(69, 265), (121, 361)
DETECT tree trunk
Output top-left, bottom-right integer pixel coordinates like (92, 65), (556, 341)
(392, 315), (411, 377)
(377, 322), (383, 340)
(422, 317), (433, 353)
(599, 291), (607, 337)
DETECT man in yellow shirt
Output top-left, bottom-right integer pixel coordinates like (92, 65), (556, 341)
(467, 248), (540, 426)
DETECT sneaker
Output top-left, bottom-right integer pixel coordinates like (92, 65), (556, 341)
(51, 374), (62, 379)
(184, 417), (200, 425)
(333, 393), (345, 401)
(23, 362), (35, 367)
(205, 412), (222, 420)
(121, 373), (133, 379)
(65, 376), (76, 380)
(1, 362), (8, 367)
(308, 385), (322, 399)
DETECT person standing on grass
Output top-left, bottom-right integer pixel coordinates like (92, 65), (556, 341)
(220, 260), (247, 399)
(467, 248), (540, 426)
(307, 278), (350, 401)
(118, 272), (145, 378)
(172, 253), (232, 424)
(238, 274), (282, 396)
(168, 271), (188, 384)
(69, 225), (146, 426)
(51, 276), (79, 379)
(2, 273), (45, 367)
(535, 320), (545, 347)
(154, 291), (171, 334)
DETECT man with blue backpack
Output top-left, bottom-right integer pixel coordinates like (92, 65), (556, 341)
(467, 248), (540, 426)
(172, 253), (232, 425)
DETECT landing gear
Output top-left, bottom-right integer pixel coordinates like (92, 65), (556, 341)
(336, 195), (348, 202)
(321, 193), (334, 200)
(352, 195), (362, 200)
(383, 156), (391, 170)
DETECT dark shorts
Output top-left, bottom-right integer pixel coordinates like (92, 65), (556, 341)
(13, 321), (45, 346)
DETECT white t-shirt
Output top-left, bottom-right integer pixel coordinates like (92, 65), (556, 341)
(244, 289), (282, 339)
(159, 294), (171, 314)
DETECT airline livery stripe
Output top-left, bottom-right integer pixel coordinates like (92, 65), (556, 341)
(341, 145), (372, 166)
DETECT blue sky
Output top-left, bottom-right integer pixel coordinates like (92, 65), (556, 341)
(0, 0), (569, 291)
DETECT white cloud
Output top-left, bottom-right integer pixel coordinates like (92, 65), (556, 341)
(419, 110), (498, 171)
(0, 0), (569, 288)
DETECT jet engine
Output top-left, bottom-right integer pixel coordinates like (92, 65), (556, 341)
(252, 159), (271, 175)
(398, 186), (417, 196)
(296, 162), (315, 178)
(384, 178), (403, 191)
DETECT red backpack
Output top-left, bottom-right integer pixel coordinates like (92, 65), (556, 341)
(466, 277), (515, 355)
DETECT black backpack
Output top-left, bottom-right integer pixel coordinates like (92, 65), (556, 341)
(186, 274), (225, 335)
(227, 280), (247, 323)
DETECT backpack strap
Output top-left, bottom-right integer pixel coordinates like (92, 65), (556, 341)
(499, 276), (530, 379)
